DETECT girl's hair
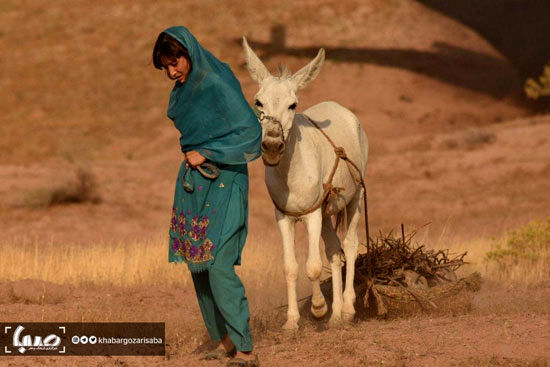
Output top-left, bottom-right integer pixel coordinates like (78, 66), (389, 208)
(152, 32), (191, 69)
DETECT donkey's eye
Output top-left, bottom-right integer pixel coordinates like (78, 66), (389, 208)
(255, 100), (263, 108)
(289, 103), (297, 110)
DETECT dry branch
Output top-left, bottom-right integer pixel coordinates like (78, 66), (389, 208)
(347, 228), (480, 317)
(352, 228), (468, 289)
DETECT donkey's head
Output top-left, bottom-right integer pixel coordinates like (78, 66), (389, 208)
(242, 37), (325, 166)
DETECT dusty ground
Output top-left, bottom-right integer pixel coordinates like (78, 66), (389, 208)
(1, 0), (549, 366)
(0, 281), (549, 366)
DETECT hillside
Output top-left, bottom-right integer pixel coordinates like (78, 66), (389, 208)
(1, 0), (541, 244)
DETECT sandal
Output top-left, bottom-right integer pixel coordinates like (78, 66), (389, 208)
(203, 347), (235, 360)
(227, 354), (259, 367)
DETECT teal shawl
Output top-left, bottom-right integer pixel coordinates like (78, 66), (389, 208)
(164, 26), (261, 272)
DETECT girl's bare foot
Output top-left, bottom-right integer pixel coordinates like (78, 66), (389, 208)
(204, 334), (236, 360)
(235, 351), (256, 360)
(228, 351), (259, 366)
(221, 333), (236, 354)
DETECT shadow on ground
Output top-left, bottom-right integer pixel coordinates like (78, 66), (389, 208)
(236, 25), (522, 99)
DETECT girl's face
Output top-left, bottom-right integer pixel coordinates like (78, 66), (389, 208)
(161, 55), (191, 83)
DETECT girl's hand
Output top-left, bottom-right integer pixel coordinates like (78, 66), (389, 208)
(185, 150), (206, 167)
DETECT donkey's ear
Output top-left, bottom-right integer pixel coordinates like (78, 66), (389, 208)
(290, 48), (325, 90)
(242, 36), (271, 84)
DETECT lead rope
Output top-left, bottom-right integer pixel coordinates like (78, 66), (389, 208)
(302, 115), (371, 272)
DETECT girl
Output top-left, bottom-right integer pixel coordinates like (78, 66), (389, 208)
(153, 26), (262, 367)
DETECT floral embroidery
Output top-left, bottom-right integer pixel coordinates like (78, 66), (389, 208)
(189, 215), (209, 241)
(169, 209), (215, 264)
(170, 208), (178, 233)
(172, 238), (215, 263)
(178, 213), (187, 237)
(170, 208), (188, 237)
(190, 215), (198, 227)
(171, 237), (182, 252)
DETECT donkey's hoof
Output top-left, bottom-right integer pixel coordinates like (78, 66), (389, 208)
(342, 311), (355, 323)
(311, 301), (328, 319)
(282, 320), (299, 331)
(328, 315), (342, 328)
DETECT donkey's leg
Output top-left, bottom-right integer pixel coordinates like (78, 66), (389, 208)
(321, 215), (344, 326)
(302, 210), (325, 319)
(275, 210), (299, 330)
(341, 189), (363, 322)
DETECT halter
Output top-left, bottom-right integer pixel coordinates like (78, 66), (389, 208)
(258, 111), (287, 141)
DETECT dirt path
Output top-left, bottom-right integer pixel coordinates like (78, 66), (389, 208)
(1, 282), (548, 366)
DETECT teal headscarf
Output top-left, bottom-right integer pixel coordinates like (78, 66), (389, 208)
(164, 26), (262, 163)
(163, 26), (261, 273)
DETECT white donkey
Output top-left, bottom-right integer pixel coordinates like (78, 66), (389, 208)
(243, 38), (369, 329)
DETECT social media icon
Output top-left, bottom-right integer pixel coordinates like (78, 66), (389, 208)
(80, 336), (88, 344)
(72, 336), (80, 344)
(89, 336), (97, 344)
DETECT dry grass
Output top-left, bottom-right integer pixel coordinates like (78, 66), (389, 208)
(0, 235), (187, 287)
(483, 218), (550, 286)
(1, 220), (548, 288)
(440, 218), (550, 287)
(0, 230), (300, 306)
(0, 220), (547, 310)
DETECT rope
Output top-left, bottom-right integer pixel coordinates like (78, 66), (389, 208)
(269, 114), (371, 259)
(182, 162), (220, 193)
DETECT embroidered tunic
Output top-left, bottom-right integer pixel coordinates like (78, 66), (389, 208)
(164, 26), (261, 273)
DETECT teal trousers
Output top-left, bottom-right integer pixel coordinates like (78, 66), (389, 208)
(190, 185), (253, 352)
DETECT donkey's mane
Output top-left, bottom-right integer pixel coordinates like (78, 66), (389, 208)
(277, 64), (292, 79)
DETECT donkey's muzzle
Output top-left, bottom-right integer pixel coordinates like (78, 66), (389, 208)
(261, 139), (285, 166)
(261, 141), (285, 154)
